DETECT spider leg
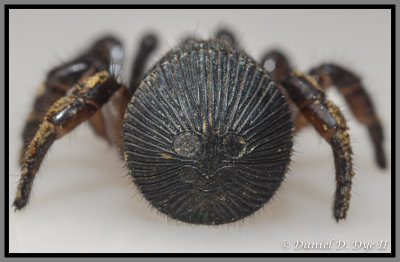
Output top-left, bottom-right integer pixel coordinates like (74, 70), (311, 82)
(90, 33), (158, 149)
(14, 71), (122, 210)
(20, 61), (91, 164)
(260, 50), (291, 82)
(309, 64), (386, 168)
(128, 33), (158, 97)
(260, 50), (310, 130)
(20, 36), (124, 163)
(281, 71), (354, 222)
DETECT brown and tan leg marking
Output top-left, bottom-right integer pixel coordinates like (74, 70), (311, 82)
(282, 71), (354, 222)
(20, 61), (92, 164)
(20, 36), (124, 163)
(309, 64), (386, 168)
(14, 71), (122, 210)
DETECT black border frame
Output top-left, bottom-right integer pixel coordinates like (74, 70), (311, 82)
(4, 4), (396, 258)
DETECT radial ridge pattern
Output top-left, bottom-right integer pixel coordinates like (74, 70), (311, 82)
(123, 39), (294, 225)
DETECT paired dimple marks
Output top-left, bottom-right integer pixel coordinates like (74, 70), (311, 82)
(173, 131), (248, 159)
(222, 133), (247, 158)
(173, 132), (201, 157)
(122, 39), (294, 225)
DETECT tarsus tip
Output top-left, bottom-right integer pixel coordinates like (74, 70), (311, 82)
(334, 210), (347, 223)
(376, 154), (387, 169)
(12, 198), (27, 211)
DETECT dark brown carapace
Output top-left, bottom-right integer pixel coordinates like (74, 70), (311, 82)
(14, 29), (386, 225)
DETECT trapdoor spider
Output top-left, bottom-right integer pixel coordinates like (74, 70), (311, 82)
(14, 29), (386, 225)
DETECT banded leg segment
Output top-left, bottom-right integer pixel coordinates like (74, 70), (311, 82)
(20, 36), (124, 163)
(282, 71), (354, 222)
(309, 64), (386, 168)
(14, 71), (122, 210)
(20, 61), (91, 164)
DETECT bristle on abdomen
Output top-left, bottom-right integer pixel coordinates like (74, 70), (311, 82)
(123, 39), (294, 225)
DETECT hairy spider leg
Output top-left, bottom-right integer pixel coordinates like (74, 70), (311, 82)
(260, 50), (309, 130)
(309, 64), (387, 169)
(128, 33), (158, 97)
(14, 71), (122, 210)
(92, 34), (159, 149)
(282, 71), (354, 222)
(20, 61), (91, 164)
(20, 36), (124, 164)
(261, 50), (386, 169)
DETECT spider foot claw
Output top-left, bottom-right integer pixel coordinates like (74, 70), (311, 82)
(12, 196), (27, 211)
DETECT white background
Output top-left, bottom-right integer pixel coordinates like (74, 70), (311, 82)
(9, 9), (391, 253)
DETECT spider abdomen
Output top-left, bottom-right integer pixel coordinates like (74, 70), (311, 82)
(122, 39), (294, 225)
